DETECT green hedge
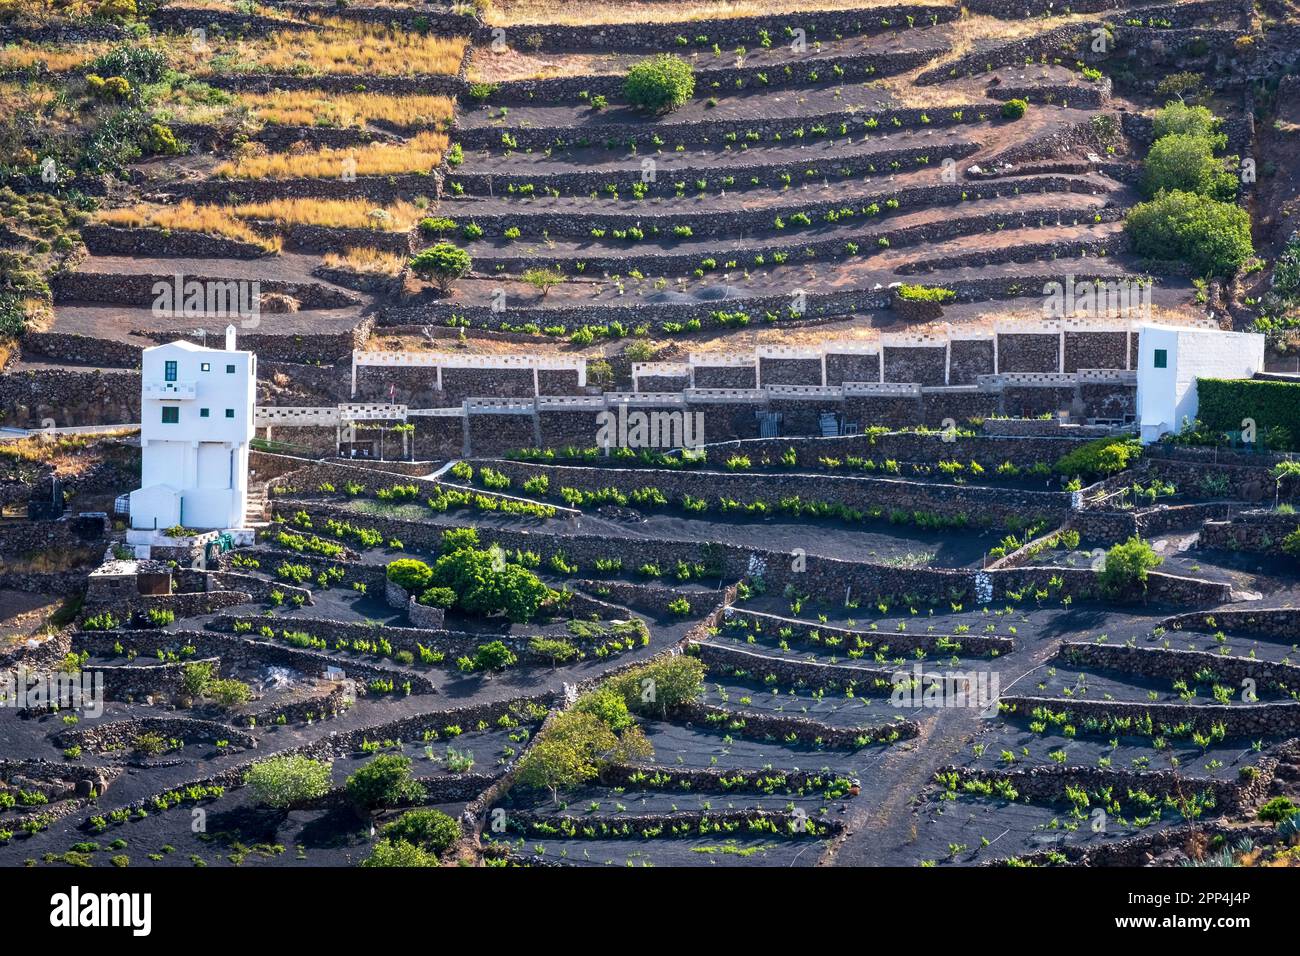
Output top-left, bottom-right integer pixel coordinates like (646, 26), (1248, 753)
(1197, 378), (1300, 449)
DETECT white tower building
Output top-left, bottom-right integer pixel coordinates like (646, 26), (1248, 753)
(128, 326), (256, 532)
(1135, 324), (1265, 444)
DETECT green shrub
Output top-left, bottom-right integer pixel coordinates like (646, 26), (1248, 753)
(607, 655), (706, 718)
(624, 54), (695, 113)
(514, 707), (652, 803)
(1152, 101), (1223, 143)
(360, 838), (439, 867)
(244, 756), (332, 809)
(207, 679), (252, 708)
(1142, 132), (1237, 201)
(346, 754), (424, 811)
(1053, 437), (1141, 479)
(417, 586), (457, 609)
(1258, 796), (1299, 823)
(1196, 378), (1300, 451)
(473, 640), (517, 671)
(1098, 536), (1163, 598)
(381, 808), (461, 852)
(409, 243), (471, 291)
(896, 284), (956, 303)
(1000, 98), (1027, 120)
(1124, 189), (1253, 277)
(386, 558), (434, 593)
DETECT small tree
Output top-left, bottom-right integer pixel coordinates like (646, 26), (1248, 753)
(346, 754), (424, 812)
(473, 640), (518, 671)
(1098, 536), (1163, 599)
(381, 808), (461, 853)
(245, 756), (333, 809)
(409, 243), (471, 292)
(522, 266), (565, 297)
(609, 655), (706, 719)
(624, 54), (695, 113)
(360, 838), (439, 867)
(514, 709), (651, 804)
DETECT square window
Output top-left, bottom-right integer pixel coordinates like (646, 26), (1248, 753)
(200, 408), (210, 418)
(164, 360), (177, 382)
(225, 408), (235, 418)
(201, 362), (211, 372)
(226, 364), (236, 374)
(1153, 349), (1167, 369)
(161, 407), (179, 424)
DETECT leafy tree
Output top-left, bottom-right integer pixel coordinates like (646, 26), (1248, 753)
(429, 547), (549, 623)
(1154, 71), (1204, 102)
(346, 754), (424, 812)
(1258, 796), (1299, 823)
(1124, 190), (1253, 277)
(409, 243), (471, 291)
(1098, 536), (1163, 598)
(245, 756), (332, 809)
(473, 640), (518, 671)
(522, 266), (565, 297)
(1142, 133), (1237, 201)
(1152, 101), (1224, 145)
(360, 838), (439, 867)
(573, 685), (634, 731)
(514, 709), (652, 804)
(624, 54), (695, 113)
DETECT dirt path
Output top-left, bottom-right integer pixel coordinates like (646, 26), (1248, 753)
(822, 627), (1064, 866)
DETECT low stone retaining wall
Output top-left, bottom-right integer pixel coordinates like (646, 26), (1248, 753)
(1000, 694), (1300, 737)
(56, 716), (257, 753)
(79, 224), (271, 259)
(940, 762), (1265, 814)
(1157, 607), (1300, 639)
(277, 497), (1234, 609)
(480, 458), (1076, 529)
(726, 607), (1015, 656)
(1061, 641), (1300, 695)
(679, 701), (912, 747)
(73, 629), (436, 695)
(1199, 511), (1300, 554)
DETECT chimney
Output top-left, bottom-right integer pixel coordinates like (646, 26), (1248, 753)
(225, 324), (236, 351)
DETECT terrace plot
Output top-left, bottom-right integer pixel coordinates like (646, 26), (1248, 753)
(467, 27), (950, 87)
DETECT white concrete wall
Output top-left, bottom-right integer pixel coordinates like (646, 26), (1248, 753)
(1136, 325), (1265, 443)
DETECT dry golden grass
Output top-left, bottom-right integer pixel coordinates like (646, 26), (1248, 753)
(0, 42), (102, 71)
(466, 47), (627, 82)
(0, 80), (56, 114)
(237, 90), (455, 129)
(214, 129), (447, 180)
(231, 197), (425, 231)
(96, 201), (282, 252)
(323, 247), (406, 276)
(915, 11), (1095, 76)
(483, 0), (948, 26)
(184, 19), (468, 76)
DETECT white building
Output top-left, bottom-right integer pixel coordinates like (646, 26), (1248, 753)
(128, 326), (256, 532)
(1135, 324), (1265, 444)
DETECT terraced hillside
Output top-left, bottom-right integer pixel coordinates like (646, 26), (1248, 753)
(3, 0), (1300, 878)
